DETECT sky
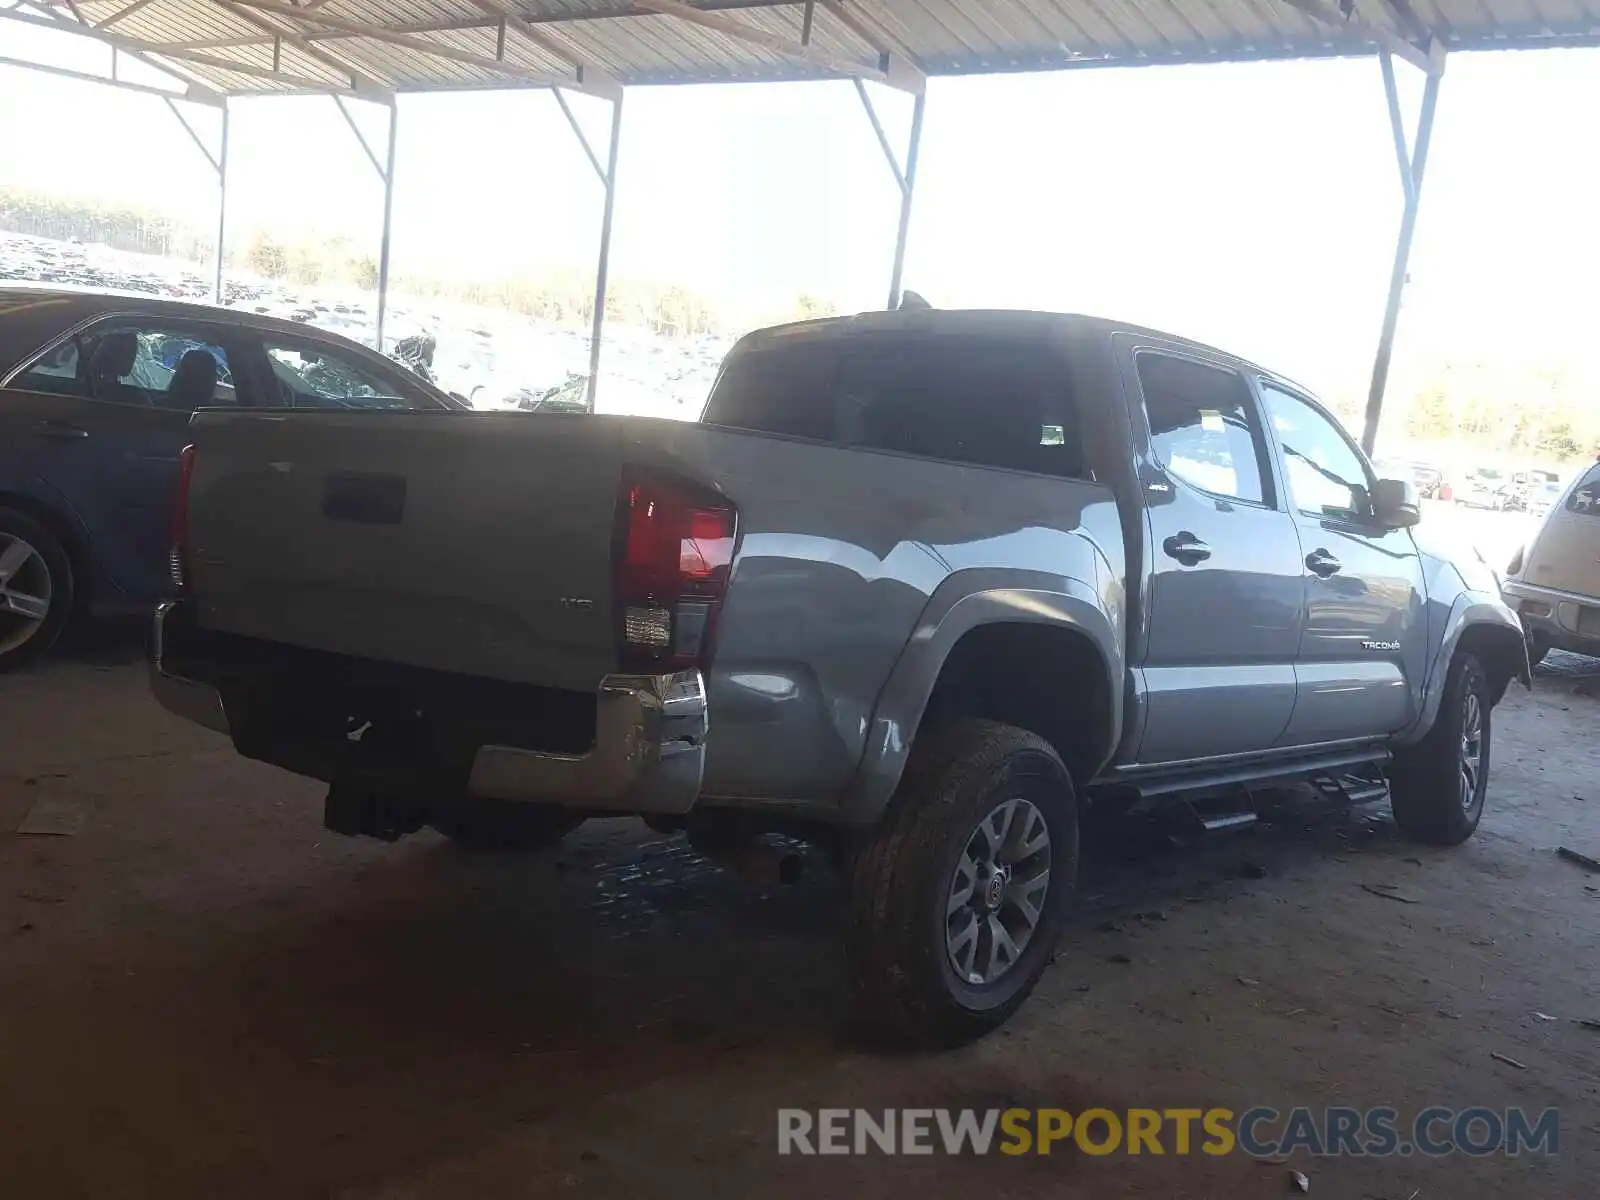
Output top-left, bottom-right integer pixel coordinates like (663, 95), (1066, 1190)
(3, 18), (1600, 409)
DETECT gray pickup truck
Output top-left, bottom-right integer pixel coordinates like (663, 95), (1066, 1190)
(151, 310), (1527, 1044)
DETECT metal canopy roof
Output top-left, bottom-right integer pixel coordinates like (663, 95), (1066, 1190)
(10, 0), (1600, 102)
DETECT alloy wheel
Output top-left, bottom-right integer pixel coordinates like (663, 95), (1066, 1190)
(1459, 690), (1484, 811)
(945, 796), (1053, 987)
(0, 533), (52, 656)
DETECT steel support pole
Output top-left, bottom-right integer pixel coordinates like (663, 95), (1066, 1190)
(887, 89), (925, 310)
(214, 101), (230, 304)
(586, 94), (623, 412)
(374, 102), (398, 354)
(1362, 59), (1442, 456)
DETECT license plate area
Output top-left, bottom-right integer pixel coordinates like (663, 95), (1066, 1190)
(1578, 605), (1600, 638)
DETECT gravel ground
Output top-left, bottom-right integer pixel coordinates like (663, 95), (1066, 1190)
(0, 631), (1596, 1199)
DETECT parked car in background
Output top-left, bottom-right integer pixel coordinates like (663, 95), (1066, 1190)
(0, 285), (461, 671)
(1457, 466), (1511, 509)
(151, 309), (1528, 1045)
(1504, 462), (1600, 664)
(1375, 458), (1445, 500)
(1527, 478), (1566, 519)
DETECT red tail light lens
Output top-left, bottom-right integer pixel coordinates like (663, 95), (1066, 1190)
(170, 444), (196, 593)
(615, 472), (736, 671)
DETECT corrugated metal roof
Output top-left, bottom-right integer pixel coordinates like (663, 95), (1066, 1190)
(17, 0), (1600, 96)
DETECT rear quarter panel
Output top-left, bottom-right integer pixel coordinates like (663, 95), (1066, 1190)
(629, 422), (1123, 808)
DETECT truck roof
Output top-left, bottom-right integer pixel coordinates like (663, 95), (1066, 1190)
(733, 308), (1284, 383)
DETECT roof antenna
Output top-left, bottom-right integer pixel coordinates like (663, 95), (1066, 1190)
(898, 289), (932, 310)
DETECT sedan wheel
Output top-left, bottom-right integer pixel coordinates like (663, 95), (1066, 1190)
(0, 509), (74, 672)
(0, 532), (54, 657)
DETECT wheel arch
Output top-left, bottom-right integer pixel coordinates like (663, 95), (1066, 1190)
(1457, 620), (1528, 706)
(1395, 593), (1528, 746)
(842, 581), (1123, 825)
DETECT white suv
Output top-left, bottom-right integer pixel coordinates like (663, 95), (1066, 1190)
(1503, 461), (1600, 664)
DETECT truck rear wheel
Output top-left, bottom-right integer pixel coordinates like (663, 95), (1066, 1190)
(845, 719), (1078, 1048)
(1389, 653), (1491, 846)
(431, 799), (586, 851)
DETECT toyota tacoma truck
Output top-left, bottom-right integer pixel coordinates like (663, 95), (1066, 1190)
(150, 310), (1528, 1045)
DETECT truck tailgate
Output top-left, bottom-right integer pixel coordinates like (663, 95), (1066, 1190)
(185, 411), (624, 692)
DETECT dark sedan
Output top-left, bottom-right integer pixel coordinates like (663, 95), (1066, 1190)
(0, 285), (460, 670)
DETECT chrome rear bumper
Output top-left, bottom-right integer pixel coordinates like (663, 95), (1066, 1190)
(148, 600), (708, 814)
(468, 671), (707, 814)
(149, 601), (231, 734)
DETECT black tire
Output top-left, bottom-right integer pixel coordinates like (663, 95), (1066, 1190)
(431, 799), (586, 851)
(845, 718), (1079, 1048)
(0, 507), (73, 673)
(1389, 653), (1492, 846)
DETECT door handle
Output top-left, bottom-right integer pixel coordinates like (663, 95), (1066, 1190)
(1306, 549), (1342, 577)
(29, 421), (89, 441)
(1162, 532), (1212, 566)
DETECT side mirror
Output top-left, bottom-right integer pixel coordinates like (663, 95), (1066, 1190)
(1374, 477), (1421, 528)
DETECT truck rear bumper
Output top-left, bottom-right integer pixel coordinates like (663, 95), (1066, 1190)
(148, 601), (708, 815)
(466, 673), (707, 814)
(150, 601), (232, 735)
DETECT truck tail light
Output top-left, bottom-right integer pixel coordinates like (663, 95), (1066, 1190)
(170, 443), (196, 593)
(614, 470), (736, 673)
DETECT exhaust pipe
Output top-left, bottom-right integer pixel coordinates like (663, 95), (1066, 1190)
(723, 839), (805, 887)
(687, 828), (804, 886)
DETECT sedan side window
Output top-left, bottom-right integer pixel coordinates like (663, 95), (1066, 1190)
(11, 323), (235, 411)
(12, 339), (79, 394)
(261, 338), (441, 411)
(1137, 353), (1270, 505)
(1259, 384), (1371, 519)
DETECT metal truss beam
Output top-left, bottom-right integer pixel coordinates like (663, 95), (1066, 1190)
(587, 96), (624, 410)
(2, 2), (226, 102)
(852, 79), (925, 307)
(228, 0), (618, 97)
(0, 50), (211, 101)
(635, 0), (923, 92)
(469, 0), (623, 98)
(1279, 0), (1433, 74)
(1362, 46), (1445, 455)
(216, 0), (391, 97)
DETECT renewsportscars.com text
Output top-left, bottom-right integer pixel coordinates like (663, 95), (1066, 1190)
(777, 1107), (1559, 1158)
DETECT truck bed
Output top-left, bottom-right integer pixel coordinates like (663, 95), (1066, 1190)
(183, 407), (1123, 803)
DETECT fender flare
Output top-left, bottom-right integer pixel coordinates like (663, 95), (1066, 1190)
(1393, 591), (1528, 746)
(839, 577), (1123, 825)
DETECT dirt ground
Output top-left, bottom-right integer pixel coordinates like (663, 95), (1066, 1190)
(2, 628), (1597, 1199)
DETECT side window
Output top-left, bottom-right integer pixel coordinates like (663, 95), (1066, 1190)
(12, 339), (79, 394)
(1259, 384), (1371, 518)
(260, 338), (439, 411)
(1136, 353), (1269, 504)
(833, 336), (1086, 478)
(10, 323), (234, 410)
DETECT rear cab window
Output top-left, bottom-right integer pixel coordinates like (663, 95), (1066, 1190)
(702, 331), (1088, 479)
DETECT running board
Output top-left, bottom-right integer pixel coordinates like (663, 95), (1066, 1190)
(1110, 745), (1391, 802)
